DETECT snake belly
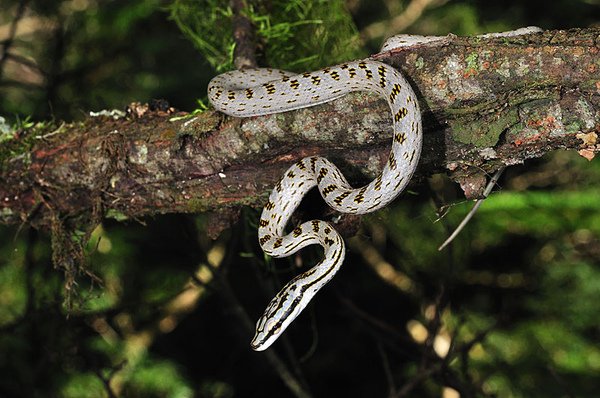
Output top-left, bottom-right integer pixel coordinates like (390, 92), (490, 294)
(208, 59), (422, 351)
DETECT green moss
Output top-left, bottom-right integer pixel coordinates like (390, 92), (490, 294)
(170, 99), (209, 120)
(0, 121), (56, 172)
(565, 121), (582, 135)
(176, 111), (221, 139)
(122, 358), (193, 398)
(579, 79), (600, 92)
(445, 98), (499, 116)
(465, 52), (479, 70)
(169, 0), (362, 72)
(0, 208), (14, 219)
(414, 57), (424, 70)
(186, 189), (267, 213)
(450, 107), (519, 147)
(185, 197), (214, 213)
(105, 209), (129, 221)
(59, 373), (106, 398)
(0, 117), (12, 143)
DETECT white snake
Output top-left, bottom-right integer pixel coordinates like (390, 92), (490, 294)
(208, 36), (423, 351)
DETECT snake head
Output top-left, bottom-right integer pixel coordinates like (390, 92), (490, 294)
(250, 280), (305, 351)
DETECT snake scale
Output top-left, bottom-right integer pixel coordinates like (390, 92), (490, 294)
(208, 36), (423, 351)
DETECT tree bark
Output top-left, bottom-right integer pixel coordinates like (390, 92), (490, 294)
(1, 28), (598, 231)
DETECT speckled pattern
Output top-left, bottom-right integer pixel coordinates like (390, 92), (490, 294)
(208, 37), (423, 351)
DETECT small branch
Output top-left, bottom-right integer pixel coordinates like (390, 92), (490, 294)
(349, 235), (418, 295)
(231, 0), (258, 69)
(394, 364), (440, 397)
(221, 9), (311, 396)
(214, 274), (311, 398)
(210, 230), (313, 398)
(377, 342), (397, 397)
(438, 167), (505, 251)
(336, 292), (414, 346)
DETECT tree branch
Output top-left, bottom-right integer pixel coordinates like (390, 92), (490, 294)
(231, 0), (258, 69)
(1, 28), (598, 230)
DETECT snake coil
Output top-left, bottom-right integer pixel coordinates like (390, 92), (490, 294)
(208, 37), (423, 351)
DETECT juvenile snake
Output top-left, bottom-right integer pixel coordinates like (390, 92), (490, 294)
(208, 36), (423, 351)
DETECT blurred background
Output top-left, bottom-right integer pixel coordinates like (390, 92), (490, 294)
(1, 0), (599, 397)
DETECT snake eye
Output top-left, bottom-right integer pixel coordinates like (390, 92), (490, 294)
(264, 318), (279, 335)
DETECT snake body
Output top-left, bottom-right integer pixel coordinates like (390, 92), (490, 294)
(208, 42), (422, 351)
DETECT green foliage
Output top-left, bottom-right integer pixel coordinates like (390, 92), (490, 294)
(169, 0), (363, 72)
(370, 152), (600, 396)
(169, 1), (234, 71)
(0, 0), (210, 121)
(0, 220), (198, 397)
(0, 117), (12, 143)
(0, 239), (28, 325)
(121, 358), (193, 398)
(60, 373), (107, 398)
(1, 95), (596, 398)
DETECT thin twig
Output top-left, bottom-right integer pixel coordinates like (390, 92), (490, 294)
(348, 236), (417, 295)
(94, 360), (126, 398)
(212, 273), (310, 397)
(394, 364), (440, 397)
(438, 167), (505, 251)
(231, 0), (257, 69)
(335, 291), (414, 345)
(0, 79), (42, 89)
(298, 306), (319, 362)
(209, 222), (312, 398)
(394, 286), (448, 397)
(377, 342), (397, 397)
(225, 16), (310, 392)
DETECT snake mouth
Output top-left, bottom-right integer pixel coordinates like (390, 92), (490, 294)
(250, 336), (268, 351)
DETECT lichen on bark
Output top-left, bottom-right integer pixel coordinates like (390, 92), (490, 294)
(0, 28), (597, 230)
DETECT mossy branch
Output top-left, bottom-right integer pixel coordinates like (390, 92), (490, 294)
(0, 28), (598, 232)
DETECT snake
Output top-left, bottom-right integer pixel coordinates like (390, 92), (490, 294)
(207, 36), (423, 351)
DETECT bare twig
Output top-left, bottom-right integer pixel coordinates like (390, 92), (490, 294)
(0, 78), (43, 89)
(221, 13), (311, 393)
(377, 342), (397, 397)
(298, 307), (319, 362)
(231, 0), (258, 69)
(438, 167), (505, 251)
(336, 291), (414, 345)
(209, 231), (313, 398)
(94, 360), (126, 398)
(394, 286), (448, 397)
(348, 236), (417, 295)
(394, 364), (440, 397)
